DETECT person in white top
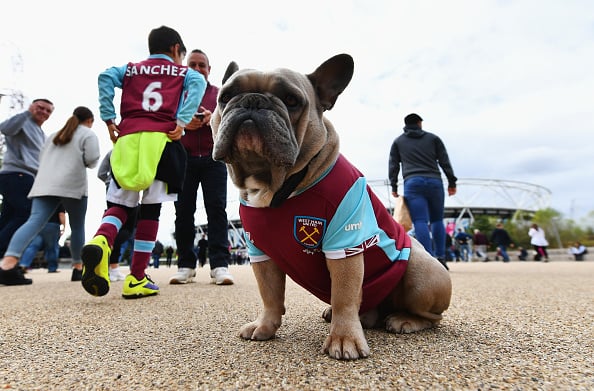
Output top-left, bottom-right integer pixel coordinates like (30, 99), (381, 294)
(528, 223), (549, 262)
(0, 106), (100, 285)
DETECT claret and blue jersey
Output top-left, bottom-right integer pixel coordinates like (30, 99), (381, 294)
(240, 154), (411, 312)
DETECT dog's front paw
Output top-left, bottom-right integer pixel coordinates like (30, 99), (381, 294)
(239, 320), (279, 341)
(322, 306), (379, 329)
(322, 323), (370, 360)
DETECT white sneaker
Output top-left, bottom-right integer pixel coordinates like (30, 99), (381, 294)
(109, 267), (126, 282)
(210, 267), (234, 285)
(169, 267), (196, 284)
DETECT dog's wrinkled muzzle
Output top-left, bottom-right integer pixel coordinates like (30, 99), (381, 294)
(213, 98), (298, 168)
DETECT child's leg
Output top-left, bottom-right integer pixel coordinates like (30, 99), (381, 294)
(94, 204), (130, 247)
(130, 203), (161, 280)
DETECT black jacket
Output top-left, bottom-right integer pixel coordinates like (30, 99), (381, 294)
(388, 125), (457, 193)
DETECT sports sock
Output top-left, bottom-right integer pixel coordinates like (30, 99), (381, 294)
(130, 219), (159, 280)
(94, 206), (129, 247)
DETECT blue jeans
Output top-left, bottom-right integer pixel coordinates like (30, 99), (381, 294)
(403, 176), (446, 258)
(458, 243), (472, 261)
(498, 245), (510, 262)
(174, 156), (230, 269)
(152, 253), (160, 268)
(5, 196), (87, 265)
(0, 172), (35, 256)
(18, 222), (61, 271)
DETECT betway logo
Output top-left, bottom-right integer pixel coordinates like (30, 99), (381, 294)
(344, 221), (362, 231)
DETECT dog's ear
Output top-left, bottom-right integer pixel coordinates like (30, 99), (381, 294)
(222, 61), (239, 84)
(307, 54), (354, 111)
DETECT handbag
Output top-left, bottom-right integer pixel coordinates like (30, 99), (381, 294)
(393, 196), (413, 232)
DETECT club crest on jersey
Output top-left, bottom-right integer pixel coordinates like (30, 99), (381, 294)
(294, 216), (326, 249)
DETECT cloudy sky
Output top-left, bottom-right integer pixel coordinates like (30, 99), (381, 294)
(1, 0), (593, 244)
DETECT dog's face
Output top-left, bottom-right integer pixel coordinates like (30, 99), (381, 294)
(211, 54), (354, 207)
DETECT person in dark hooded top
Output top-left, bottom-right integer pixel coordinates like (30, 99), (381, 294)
(388, 113), (457, 270)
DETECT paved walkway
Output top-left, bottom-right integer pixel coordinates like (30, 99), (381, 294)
(1, 257), (592, 390)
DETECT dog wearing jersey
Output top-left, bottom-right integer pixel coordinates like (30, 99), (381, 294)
(211, 54), (452, 360)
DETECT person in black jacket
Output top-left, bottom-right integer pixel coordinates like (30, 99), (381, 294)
(490, 223), (514, 262)
(389, 113), (457, 270)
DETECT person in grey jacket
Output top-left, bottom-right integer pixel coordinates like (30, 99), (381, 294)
(0, 106), (100, 285)
(388, 113), (457, 269)
(0, 99), (54, 257)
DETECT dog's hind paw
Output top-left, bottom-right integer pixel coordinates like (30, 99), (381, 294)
(385, 313), (434, 334)
(321, 307), (332, 323)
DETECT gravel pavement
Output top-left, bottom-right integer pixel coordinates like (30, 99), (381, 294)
(1, 257), (592, 390)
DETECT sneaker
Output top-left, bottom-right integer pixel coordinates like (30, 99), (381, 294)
(71, 268), (83, 281)
(109, 267), (126, 282)
(81, 235), (111, 296)
(169, 267), (196, 284)
(122, 274), (159, 299)
(210, 267), (234, 285)
(0, 266), (33, 285)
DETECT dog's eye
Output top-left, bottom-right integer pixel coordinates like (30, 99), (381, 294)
(219, 93), (232, 105)
(283, 94), (300, 109)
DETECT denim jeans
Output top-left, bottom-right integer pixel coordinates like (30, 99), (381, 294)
(174, 156), (231, 269)
(0, 172), (35, 256)
(403, 176), (446, 258)
(458, 243), (472, 261)
(19, 222), (61, 271)
(497, 245), (510, 262)
(5, 196), (87, 264)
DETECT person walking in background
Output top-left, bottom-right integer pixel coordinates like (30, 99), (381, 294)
(528, 223), (549, 262)
(0, 99), (54, 260)
(165, 245), (174, 267)
(18, 204), (65, 273)
(490, 222), (513, 262)
(473, 228), (489, 261)
(0, 106), (100, 285)
(569, 241), (587, 261)
(81, 25), (206, 299)
(169, 49), (234, 285)
(454, 228), (473, 262)
(197, 233), (208, 268)
(388, 113), (457, 270)
(151, 240), (163, 268)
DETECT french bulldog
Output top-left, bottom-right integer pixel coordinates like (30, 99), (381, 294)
(211, 54), (452, 360)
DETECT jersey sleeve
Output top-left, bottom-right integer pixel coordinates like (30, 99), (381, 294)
(244, 231), (271, 263)
(322, 177), (380, 259)
(177, 69), (207, 126)
(98, 65), (126, 122)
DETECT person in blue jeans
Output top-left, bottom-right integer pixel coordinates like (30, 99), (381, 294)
(388, 113), (457, 270)
(0, 106), (100, 285)
(454, 228), (473, 262)
(490, 222), (513, 262)
(0, 99), (54, 258)
(18, 205), (65, 272)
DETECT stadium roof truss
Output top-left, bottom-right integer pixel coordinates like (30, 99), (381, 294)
(369, 178), (551, 224)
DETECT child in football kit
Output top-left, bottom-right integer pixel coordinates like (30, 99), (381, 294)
(81, 25), (206, 298)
